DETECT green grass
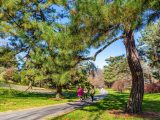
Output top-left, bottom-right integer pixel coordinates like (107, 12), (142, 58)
(0, 88), (78, 112)
(51, 89), (160, 120)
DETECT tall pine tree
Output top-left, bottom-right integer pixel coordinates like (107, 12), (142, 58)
(66, 0), (160, 113)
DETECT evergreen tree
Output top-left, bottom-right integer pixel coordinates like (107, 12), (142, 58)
(0, 47), (16, 68)
(139, 21), (160, 80)
(0, 0), (89, 98)
(0, 46), (18, 89)
(66, 0), (160, 113)
(104, 55), (131, 86)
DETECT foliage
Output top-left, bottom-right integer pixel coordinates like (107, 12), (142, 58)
(68, 61), (97, 88)
(88, 69), (105, 88)
(0, 67), (5, 80)
(139, 21), (160, 80)
(0, 46), (17, 82)
(2, 67), (21, 83)
(0, 0), (91, 93)
(0, 67), (5, 73)
(12, 71), (21, 83)
(144, 83), (160, 93)
(104, 55), (131, 83)
(111, 80), (130, 93)
(3, 67), (15, 81)
(0, 47), (16, 68)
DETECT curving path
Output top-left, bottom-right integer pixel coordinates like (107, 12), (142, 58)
(0, 93), (107, 120)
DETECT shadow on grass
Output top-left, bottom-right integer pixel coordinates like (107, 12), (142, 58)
(81, 92), (160, 112)
(52, 92), (129, 120)
(62, 90), (77, 99)
(78, 92), (160, 120)
(0, 88), (77, 100)
(81, 93), (128, 112)
(69, 93), (127, 120)
(142, 92), (160, 114)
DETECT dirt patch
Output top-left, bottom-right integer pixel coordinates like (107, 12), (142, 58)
(108, 110), (160, 119)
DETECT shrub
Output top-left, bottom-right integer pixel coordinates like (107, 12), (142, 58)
(112, 80), (126, 93)
(112, 80), (131, 93)
(3, 68), (15, 81)
(12, 72), (21, 83)
(144, 83), (160, 93)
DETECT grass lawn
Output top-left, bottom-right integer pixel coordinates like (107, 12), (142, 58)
(51, 89), (160, 120)
(0, 88), (78, 112)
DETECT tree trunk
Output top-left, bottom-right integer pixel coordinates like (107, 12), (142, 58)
(148, 74), (152, 83)
(39, 80), (42, 88)
(29, 80), (32, 89)
(124, 30), (144, 113)
(56, 85), (62, 98)
(25, 81), (33, 92)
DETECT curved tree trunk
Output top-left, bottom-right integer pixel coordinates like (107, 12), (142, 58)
(25, 80), (33, 92)
(124, 30), (144, 113)
(56, 85), (62, 98)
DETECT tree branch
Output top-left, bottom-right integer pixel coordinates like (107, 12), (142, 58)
(79, 35), (125, 61)
(87, 24), (120, 48)
(40, 9), (46, 21)
(5, 12), (23, 29)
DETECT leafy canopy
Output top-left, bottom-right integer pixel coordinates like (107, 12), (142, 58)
(104, 55), (131, 83)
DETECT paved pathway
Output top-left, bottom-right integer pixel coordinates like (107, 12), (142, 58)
(0, 94), (107, 120)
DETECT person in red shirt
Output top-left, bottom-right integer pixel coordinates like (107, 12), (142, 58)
(77, 85), (83, 101)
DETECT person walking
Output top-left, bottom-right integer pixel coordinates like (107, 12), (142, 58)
(83, 86), (88, 100)
(90, 86), (95, 102)
(100, 87), (107, 95)
(77, 85), (83, 101)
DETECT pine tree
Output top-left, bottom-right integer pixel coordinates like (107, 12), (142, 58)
(139, 21), (160, 80)
(0, 46), (17, 89)
(0, 47), (16, 68)
(0, 0), (89, 98)
(104, 55), (131, 86)
(66, 0), (160, 113)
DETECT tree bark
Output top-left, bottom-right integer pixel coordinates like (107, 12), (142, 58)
(56, 85), (62, 98)
(29, 80), (33, 89)
(124, 30), (144, 113)
(25, 81), (33, 92)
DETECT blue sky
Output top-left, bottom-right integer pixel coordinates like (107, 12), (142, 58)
(90, 32), (142, 69)
(90, 39), (125, 69)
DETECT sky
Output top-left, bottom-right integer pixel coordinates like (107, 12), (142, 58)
(90, 32), (142, 69)
(90, 39), (125, 69)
